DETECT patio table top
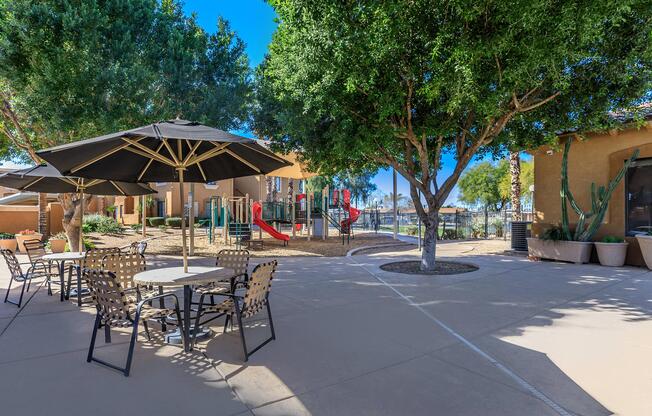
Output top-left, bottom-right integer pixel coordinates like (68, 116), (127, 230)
(133, 266), (235, 286)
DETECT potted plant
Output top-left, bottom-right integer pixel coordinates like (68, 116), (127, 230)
(594, 236), (628, 267)
(15, 229), (43, 252)
(528, 137), (638, 264)
(0, 233), (17, 251)
(635, 232), (652, 269)
(47, 232), (68, 253)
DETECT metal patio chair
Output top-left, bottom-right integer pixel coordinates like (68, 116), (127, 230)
(193, 249), (250, 307)
(101, 251), (157, 303)
(192, 260), (277, 361)
(1, 249), (45, 307)
(23, 240), (58, 295)
(70, 247), (121, 304)
(84, 268), (183, 377)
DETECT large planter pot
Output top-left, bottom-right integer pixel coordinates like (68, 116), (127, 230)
(0, 238), (17, 251)
(635, 235), (652, 269)
(527, 238), (593, 264)
(594, 242), (628, 267)
(15, 233), (42, 252)
(49, 238), (67, 253)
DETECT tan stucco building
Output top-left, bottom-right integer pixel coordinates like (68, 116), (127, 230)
(532, 119), (652, 265)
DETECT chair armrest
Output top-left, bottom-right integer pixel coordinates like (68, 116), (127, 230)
(136, 293), (179, 314)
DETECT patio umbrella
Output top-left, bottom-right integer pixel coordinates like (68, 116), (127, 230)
(37, 119), (291, 271)
(0, 163), (156, 252)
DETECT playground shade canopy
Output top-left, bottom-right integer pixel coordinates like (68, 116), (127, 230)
(265, 152), (317, 180)
(36, 119), (290, 183)
(0, 164), (156, 196)
(37, 119), (291, 271)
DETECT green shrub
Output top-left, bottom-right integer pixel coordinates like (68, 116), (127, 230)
(130, 223), (142, 231)
(601, 235), (624, 243)
(148, 217), (165, 227)
(64, 238), (95, 252)
(541, 225), (567, 241)
(0, 232), (15, 239)
(165, 217), (182, 228)
(442, 229), (457, 240)
(158, 224), (168, 232)
(405, 226), (418, 236)
(83, 214), (123, 234)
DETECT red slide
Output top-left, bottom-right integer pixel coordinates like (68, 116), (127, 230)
(340, 190), (361, 232)
(252, 201), (290, 242)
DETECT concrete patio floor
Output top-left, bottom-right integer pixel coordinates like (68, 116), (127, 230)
(0, 240), (650, 415)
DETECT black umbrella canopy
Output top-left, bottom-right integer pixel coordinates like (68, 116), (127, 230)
(36, 119), (291, 183)
(0, 164), (156, 196)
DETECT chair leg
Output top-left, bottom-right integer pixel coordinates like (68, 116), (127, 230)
(103, 323), (112, 343)
(76, 266), (82, 307)
(173, 303), (184, 349)
(4, 276), (13, 303)
(87, 314), (101, 363)
(234, 306), (248, 361)
(191, 295), (205, 349)
(267, 301), (276, 340)
(15, 277), (27, 308)
(124, 317), (140, 377)
(142, 321), (151, 341)
(158, 286), (167, 331)
(66, 264), (73, 300)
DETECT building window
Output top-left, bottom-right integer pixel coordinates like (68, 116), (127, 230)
(626, 158), (652, 235)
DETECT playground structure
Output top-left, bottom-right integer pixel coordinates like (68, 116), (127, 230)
(206, 186), (363, 247)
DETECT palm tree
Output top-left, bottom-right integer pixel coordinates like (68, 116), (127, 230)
(509, 151), (522, 221)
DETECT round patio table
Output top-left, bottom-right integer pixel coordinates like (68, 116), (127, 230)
(42, 252), (86, 304)
(133, 266), (235, 352)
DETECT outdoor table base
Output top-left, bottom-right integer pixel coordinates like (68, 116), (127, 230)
(42, 252), (86, 304)
(133, 266), (236, 352)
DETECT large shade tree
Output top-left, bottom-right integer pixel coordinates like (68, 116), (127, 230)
(0, 0), (250, 249)
(254, 0), (652, 270)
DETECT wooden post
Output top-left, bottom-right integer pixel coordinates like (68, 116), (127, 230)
(189, 183), (195, 256)
(307, 192), (312, 241)
(141, 194), (147, 238)
(223, 193), (228, 244)
(291, 194), (296, 238)
(322, 186), (328, 240)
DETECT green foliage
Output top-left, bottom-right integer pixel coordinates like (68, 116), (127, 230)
(492, 220), (504, 238)
(158, 224), (169, 233)
(498, 160), (534, 203)
(105, 205), (117, 215)
(82, 214), (123, 234)
(560, 137), (638, 241)
(405, 226), (418, 236)
(64, 238), (94, 252)
(305, 176), (333, 193)
(49, 231), (66, 240)
(165, 217), (182, 228)
(441, 229), (457, 240)
(335, 171), (377, 206)
(0, 232), (15, 239)
(459, 162), (509, 210)
(129, 224), (142, 231)
(541, 225), (568, 241)
(0, 0), (251, 162)
(601, 235), (625, 243)
(147, 217), (166, 227)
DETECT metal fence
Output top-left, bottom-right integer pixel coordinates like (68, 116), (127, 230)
(354, 205), (533, 241)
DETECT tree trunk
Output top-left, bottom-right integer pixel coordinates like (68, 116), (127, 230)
(509, 151), (522, 221)
(265, 176), (273, 202)
(38, 192), (48, 239)
(420, 211), (439, 271)
(59, 193), (90, 252)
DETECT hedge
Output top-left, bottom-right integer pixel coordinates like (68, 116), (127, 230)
(148, 217), (165, 227)
(165, 217), (182, 227)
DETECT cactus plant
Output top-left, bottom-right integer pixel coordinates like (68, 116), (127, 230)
(560, 137), (638, 242)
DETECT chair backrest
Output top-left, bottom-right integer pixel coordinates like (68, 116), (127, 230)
(242, 260), (277, 318)
(216, 249), (250, 277)
(128, 241), (147, 256)
(102, 252), (146, 290)
(83, 268), (130, 325)
(24, 240), (47, 265)
(1, 249), (23, 281)
(83, 247), (121, 270)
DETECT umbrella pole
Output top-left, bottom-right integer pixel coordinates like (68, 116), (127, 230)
(79, 190), (84, 253)
(141, 194), (147, 238)
(178, 169), (188, 272)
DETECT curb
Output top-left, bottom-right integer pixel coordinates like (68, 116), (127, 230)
(346, 241), (415, 257)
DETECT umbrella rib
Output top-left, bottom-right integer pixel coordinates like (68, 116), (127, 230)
(182, 140), (201, 165)
(163, 139), (181, 166)
(70, 137), (144, 174)
(85, 179), (104, 188)
(186, 143), (230, 167)
(225, 148), (261, 173)
(123, 141), (176, 167)
(22, 176), (45, 190)
(196, 161), (207, 181)
(240, 143), (289, 163)
(138, 142), (166, 181)
(109, 181), (126, 196)
(60, 177), (81, 188)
